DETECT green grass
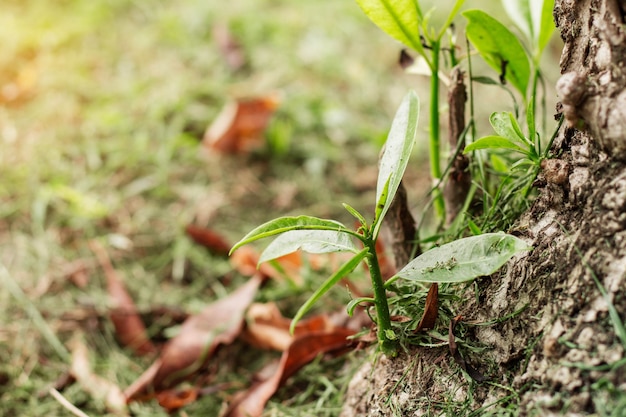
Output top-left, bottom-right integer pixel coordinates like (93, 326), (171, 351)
(0, 0), (421, 415)
(0, 0), (568, 415)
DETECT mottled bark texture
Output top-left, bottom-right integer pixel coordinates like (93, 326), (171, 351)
(443, 67), (470, 226)
(383, 180), (419, 270)
(341, 1), (626, 415)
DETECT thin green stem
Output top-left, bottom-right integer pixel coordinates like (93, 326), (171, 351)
(429, 42), (445, 221)
(530, 67), (539, 154)
(364, 237), (397, 356)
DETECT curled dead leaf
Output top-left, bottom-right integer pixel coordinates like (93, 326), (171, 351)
(230, 246), (301, 283)
(90, 241), (156, 356)
(203, 96), (280, 154)
(156, 388), (198, 413)
(125, 274), (264, 402)
(225, 328), (356, 417)
(241, 302), (333, 351)
(156, 383), (234, 413)
(415, 283), (438, 332)
(185, 224), (232, 256)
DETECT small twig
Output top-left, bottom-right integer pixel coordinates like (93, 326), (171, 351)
(49, 388), (91, 417)
(384, 181), (419, 270)
(443, 67), (471, 225)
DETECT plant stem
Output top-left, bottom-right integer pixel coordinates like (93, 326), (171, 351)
(364, 238), (397, 356)
(429, 42), (445, 221)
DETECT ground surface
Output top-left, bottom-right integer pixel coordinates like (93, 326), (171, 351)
(0, 1), (422, 415)
(341, 129), (626, 416)
(0, 1), (573, 416)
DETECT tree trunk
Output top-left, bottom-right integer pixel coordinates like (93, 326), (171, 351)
(341, 1), (626, 415)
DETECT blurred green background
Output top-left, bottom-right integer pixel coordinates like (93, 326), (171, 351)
(0, 1), (561, 415)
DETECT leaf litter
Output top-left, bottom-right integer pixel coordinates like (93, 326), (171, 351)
(64, 226), (363, 414)
(90, 240), (156, 357)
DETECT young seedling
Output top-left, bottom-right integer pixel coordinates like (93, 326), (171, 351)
(462, 2), (560, 230)
(231, 91), (419, 356)
(230, 91), (531, 357)
(356, 0), (467, 224)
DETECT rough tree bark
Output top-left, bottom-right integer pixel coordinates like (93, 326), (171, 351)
(341, 1), (626, 415)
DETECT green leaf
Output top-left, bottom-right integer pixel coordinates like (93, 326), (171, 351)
(467, 219), (482, 236)
(464, 136), (528, 154)
(490, 112), (526, 143)
(372, 176), (390, 230)
(472, 76), (500, 86)
(537, 0), (555, 55)
(355, 0), (426, 58)
(490, 153), (510, 173)
(290, 249), (368, 334)
(347, 296), (376, 317)
(372, 90), (419, 238)
(437, 0), (466, 40)
(259, 230), (360, 264)
(502, 0), (555, 57)
(463, 10), (531, 96)
(502, 0), (533, 41)
(230, 216), (352, 254)
(527, 96), (537, 155)
(343, 203), (368, 228)
(396, 233), (531, 283)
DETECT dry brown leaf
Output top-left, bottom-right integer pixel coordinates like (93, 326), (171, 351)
(90, 241), (156, 356)
(202, 96), (280, 154)
(241, 302), (332, 351)
(225, 328), (356, 417)
(390, 315), (412, 323)
(125, 274), (264, 402)
(230, 246), (302, 284)
(156, 388), (199, 413)
(69, 337), (128, 415)
(185, 224), (232, 256)
(415, 283), (438, 332)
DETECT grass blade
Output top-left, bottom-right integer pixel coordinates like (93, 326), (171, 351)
(289, 249), (368, 334)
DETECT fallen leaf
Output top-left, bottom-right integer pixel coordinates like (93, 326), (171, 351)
(185, 225), (232, 256)
(156, 388), (198, 413)
(241, 302), (332, 351)
(202, 96), (280, 154)
(69, 337), (128, 415)
(230, 246), (302, 283)
(390, 315), (412, 323)
(212, 23), (247, 72)
(415, 283), (438, 332)
(124, 274), (264, 402)
(156, 383), (234, 413)
(90, 241), (156, 356)
(225, 328), (356, 417)
(449, 315), (485, 382)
